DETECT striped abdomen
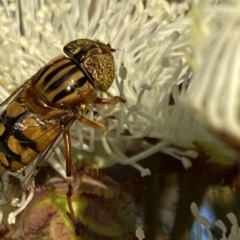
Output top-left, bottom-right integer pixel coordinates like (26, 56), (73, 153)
(0, 100), (62, 171)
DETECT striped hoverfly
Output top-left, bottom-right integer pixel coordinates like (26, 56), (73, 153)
(0, 39), (122, 229)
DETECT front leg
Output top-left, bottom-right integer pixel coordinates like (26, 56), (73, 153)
(77, 93), (126, 133)
(94, 91), (126, 105)
(92, 92), (126, 127)
(78, 115), (105, 132)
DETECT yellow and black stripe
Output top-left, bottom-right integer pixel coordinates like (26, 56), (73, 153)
(34, 55), (93, 106)
(0, 101), (62, 171)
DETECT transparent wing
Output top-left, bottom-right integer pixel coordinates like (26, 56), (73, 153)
(0, 83), (26, 113)
(0, 79), (33, 204)
(0, 76), (75, 205)
(0, 129), (64, 205)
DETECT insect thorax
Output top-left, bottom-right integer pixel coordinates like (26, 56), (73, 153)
(24, 55), (95, 117)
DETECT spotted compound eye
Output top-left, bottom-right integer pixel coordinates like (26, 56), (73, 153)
(63, 39), (115, 91)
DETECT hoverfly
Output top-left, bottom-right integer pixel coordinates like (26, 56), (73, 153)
(0, 39), (122, 230)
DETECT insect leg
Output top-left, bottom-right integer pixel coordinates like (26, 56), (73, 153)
(93, 93), (126, 124)
(78, 115), (105, 131)
(62, 127), (78, 227)
(94, 95), (126, 105)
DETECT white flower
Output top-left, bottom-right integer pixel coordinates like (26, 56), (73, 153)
(186, 0), (240, 153)
(192, 202), (240, 240)
(216, 213), (240, 240)
(188, 1), (240, 240)
(0, 0), (238, 236)
(191, 202), (213, 240)
(0, 0), (197, 175)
